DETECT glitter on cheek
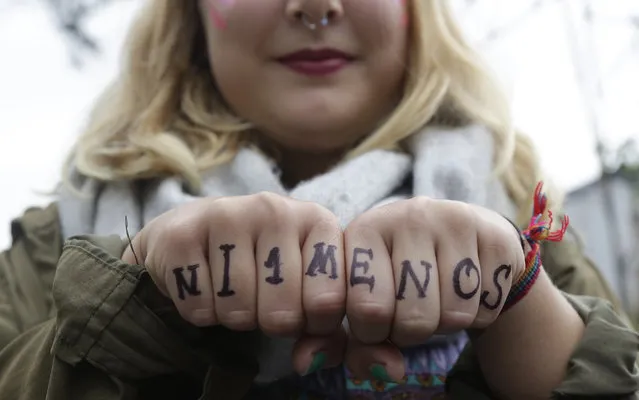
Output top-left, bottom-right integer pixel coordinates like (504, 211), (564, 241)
(207, 0), (236, 30)
(400, 0), (408, 26)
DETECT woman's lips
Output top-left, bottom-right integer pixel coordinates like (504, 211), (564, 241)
(279, 58), (350, 76)
(277, 48), (354, 76)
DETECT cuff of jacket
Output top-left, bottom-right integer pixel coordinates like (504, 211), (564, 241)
(50, 235), (250, 384)
(447, 292), (639, 399)
(553, 293), (639, 397)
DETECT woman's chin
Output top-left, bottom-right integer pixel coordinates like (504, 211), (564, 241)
(259, 120), (370, 154)
(271, 136), (357, 155)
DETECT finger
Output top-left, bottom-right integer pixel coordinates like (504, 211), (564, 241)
(256, 222), (304, 337)
(292, 327), (347, 376)
(209, 204), (257, 331)
(390, 227), (441, 347)
(473, 211), (518, 327)
(434, 202), (480, 333)
(345, 211), (396, 344)
(301, 205), (346, 336)
(146, 218), (216, 327)
(344, 335), (405, 383)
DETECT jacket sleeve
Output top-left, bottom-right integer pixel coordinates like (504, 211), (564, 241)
(446, 225), (639, 399)
(542, 225), (631, 324)
(0, 204), (61, 348)
(0, 204), (258, 400)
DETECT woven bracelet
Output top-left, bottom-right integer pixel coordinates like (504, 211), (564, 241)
(501, 182), (569, 313)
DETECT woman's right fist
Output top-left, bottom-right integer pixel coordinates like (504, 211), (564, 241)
(122, 192), (345, 337)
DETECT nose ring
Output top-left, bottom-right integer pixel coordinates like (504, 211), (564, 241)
(300, 12), (330, 31)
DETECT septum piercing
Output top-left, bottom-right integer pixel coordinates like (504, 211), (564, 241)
(301, 13), (329, 31)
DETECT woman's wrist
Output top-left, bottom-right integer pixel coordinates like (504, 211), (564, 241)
(474, 267), (585, 399)
(500, 182), (569, 314)
(468, 183), (583, 398)
(501, 244), (541, 313)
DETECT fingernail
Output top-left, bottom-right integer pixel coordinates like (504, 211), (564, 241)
(370, 364), (395, 383)
(304, 351), (327, 376)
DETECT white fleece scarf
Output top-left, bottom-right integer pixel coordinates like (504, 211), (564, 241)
(58, 124), (517, 383)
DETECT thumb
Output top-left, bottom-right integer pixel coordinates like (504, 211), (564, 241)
(292, 326), (347, 376)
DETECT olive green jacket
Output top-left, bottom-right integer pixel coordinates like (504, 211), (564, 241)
(0, 203), (638, 399)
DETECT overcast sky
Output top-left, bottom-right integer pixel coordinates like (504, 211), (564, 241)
(0, 0), (637, 248)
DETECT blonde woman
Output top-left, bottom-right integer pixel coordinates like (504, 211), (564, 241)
(0, 0), (636, 399)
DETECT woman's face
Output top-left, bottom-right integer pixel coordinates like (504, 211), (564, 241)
(199, 0), (409, 153)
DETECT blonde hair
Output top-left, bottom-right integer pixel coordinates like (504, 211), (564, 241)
(66, 0), (560, 225)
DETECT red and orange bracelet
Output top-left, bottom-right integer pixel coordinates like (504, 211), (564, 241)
(501, 182), (570, 313)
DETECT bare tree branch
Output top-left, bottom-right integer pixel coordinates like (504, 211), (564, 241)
(42, 0), (116, 67)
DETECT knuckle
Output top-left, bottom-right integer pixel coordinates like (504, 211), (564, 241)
(439, 309), (475, 329)
(210, 197), (258, 231)
(305, 201), (338, 225)
(259, 310), (304, 336)
(218, 310), (257, 331)
(212, 211), (236, 230)
(473, 312), (499, 329)
(306, 206), (342, 242)
(254, 192), (294, 223)
(406, 196), (431, 212)
(157, 214), (200, 248)
(253, 191), (276, 201)
(180, 307), (217, 328)
(402, 197), (432, 231)
(480, 220), (518, 257)
(392, 317), (438, 346)
(439, 201), (476, 238)
(345, 207), (381, 236)
(347, 301), (393, 325)
(481, 233), (512, 256)
(255, 191), (287, 206)
(304, 291), (346, 318)
(210, 196), (233, 210)
(209, 197), (240, 223)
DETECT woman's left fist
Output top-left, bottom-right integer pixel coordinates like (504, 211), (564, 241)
(344, 197), (525, 347)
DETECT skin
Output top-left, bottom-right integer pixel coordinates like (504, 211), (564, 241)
(198, 0), (407, 185)
(123, 0), (586, 398)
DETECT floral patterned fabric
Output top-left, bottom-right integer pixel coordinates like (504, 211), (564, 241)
(283, 332), (469, 400)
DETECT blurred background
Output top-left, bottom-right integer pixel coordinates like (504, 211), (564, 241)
(0, 0), (638, 319)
